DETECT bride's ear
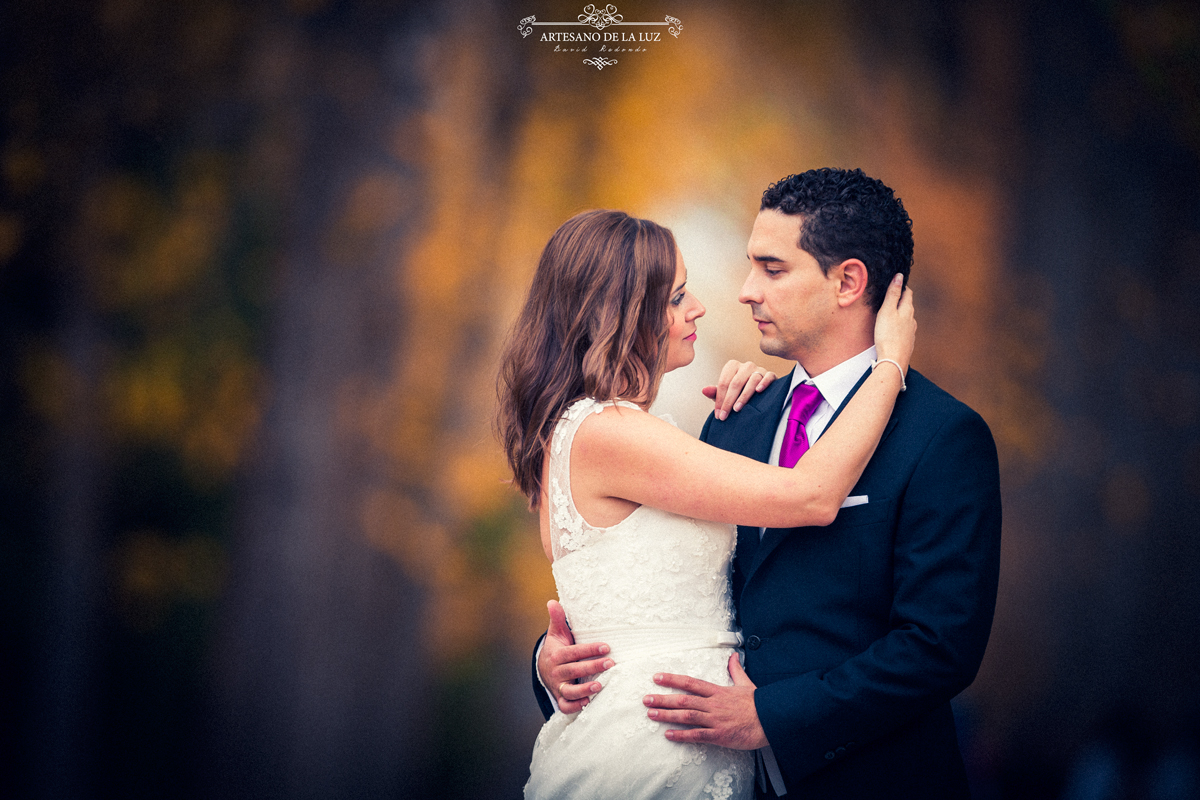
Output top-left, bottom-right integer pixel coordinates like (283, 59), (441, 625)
(834, 259), (869, 308)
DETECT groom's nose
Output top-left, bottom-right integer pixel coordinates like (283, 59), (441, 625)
(738, 270), (759, 305)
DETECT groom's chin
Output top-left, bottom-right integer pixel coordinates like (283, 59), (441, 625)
(757, 340), (786, 359)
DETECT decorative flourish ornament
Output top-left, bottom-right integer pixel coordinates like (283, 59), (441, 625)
(518, 15), (535, 37)
(582, 57), (618, 70)
(578, 4), (623, 29)
(666, 15), (683, 37)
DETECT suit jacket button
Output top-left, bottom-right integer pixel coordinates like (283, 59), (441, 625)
(825, 751), (835, 760)
(746, 635), (761, 650)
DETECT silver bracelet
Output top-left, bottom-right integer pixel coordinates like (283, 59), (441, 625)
(872, 358), (906, 391)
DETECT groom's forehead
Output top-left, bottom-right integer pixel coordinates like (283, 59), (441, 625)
(748, 210), (804, 256)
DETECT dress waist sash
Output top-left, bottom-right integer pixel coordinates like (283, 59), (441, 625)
(571, 625), (742, 663)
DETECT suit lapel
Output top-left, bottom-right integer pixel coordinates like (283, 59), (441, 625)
(822, 366), (901, 446)
(728, 373), (793, 583)
(820, 367), (870, 435)
(745, 366), (895, 583)
(726, 373), (791, 461)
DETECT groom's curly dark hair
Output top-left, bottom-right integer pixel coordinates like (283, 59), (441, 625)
(761, 168), (913, 311)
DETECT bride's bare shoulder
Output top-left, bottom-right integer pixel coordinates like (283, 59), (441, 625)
(573, 401), (690, 455)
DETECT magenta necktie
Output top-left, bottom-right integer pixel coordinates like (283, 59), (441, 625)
(778, 383), (824, 468)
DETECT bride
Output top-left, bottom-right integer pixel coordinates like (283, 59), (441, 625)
(496, 209), (914, 799)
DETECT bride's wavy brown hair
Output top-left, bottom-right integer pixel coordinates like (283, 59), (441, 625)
(496, 209), (677, 507)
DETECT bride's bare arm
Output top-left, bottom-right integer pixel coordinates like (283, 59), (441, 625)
(575, 381), (891, 529)
(575, 276), (915, 529)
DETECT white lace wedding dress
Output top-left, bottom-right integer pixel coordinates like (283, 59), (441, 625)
(525, 398), (754, 800)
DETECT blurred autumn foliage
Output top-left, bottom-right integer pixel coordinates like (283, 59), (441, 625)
(4, 1), (1200, 799)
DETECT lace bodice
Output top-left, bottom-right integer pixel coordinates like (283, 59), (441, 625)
(547, 396), (737, 634)
(527, 396), (751, 800)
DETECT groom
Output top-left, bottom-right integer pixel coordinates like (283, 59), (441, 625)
(536, 168), (1001, 798)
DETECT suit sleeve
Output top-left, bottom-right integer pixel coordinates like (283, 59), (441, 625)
(754, 408), (1002, 780)
(532, 632), (556, 721)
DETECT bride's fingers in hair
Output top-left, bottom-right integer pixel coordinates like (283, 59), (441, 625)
(874, 274), (916, 369)
(886, 274), (913, 316)
(881, 272), (907, 309)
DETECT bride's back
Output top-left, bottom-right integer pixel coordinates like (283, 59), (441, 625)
(547, 397), (736, 635)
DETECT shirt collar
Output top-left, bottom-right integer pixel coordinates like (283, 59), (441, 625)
(787, 346), (878, 409)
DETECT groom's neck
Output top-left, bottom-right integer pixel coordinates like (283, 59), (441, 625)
(795, 321), (873, 379)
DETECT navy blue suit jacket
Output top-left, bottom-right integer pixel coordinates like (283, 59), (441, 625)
(699, 367), (1001, 798)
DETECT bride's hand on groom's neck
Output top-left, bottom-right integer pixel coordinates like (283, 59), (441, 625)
(873, 274), (916, 370)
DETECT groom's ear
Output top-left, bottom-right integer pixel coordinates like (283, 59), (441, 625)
(833, 259), (869, 308)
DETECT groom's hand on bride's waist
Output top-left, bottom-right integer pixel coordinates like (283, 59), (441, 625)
(642, 653), (769, 750)
(538, 599), (614, 713)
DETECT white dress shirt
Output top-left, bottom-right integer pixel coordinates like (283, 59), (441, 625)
(768, 346), (879, 466)
(752, 346), (878, 796)
(761, 345), (877, 541)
